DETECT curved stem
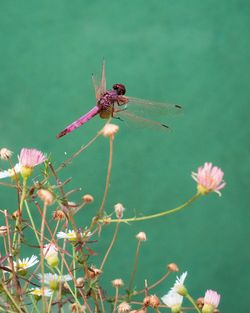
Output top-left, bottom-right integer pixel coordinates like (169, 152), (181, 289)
(128, 240), (141, 296)
(98, 136), (113, 217)
(100, 223), (119, 271)
(100, 193), (201, 223)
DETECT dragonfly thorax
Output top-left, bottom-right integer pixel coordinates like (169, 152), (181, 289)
(113, 84), (126, 95)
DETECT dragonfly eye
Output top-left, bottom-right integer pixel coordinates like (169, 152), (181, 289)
(113, 84), (126, 95)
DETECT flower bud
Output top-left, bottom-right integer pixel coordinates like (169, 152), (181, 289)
(136, 232), (147, 241)
(53, 210), (65, 220)
(0, 226), (8, 236)
(82, 194), (94, 203)
(143, 295), (160, 308)
(168, 263), (179, 272)
(114, 203), (125, 219)
(37, 189), (54, 206)
(112, 278), (124, 288)
(76, 277), (85, 288)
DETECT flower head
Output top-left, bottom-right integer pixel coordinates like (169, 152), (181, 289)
(171, 272), (188, 296)
(192, 162), (225, 196)
(0, 163), (21, 179)
(161, 290), (183, 312)
(38, 273), (72, 290)
(202, 289), (221, 313)
(29, 287), (53, 299)
(56, 229), (91, 241)
(0, 148), (13, 160)
(82, 194), (94, 203)
(19, 148), (46, 168)
(18, 148), (46, 178)
(13, 255), (39, 275)
(101, 123), (119, 138)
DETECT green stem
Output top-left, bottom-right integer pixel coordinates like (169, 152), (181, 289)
(1, 283), (23, 313)
(186, 293), (201, 313)
(99, 193), (201, 223)
(24, 200), (40, 244)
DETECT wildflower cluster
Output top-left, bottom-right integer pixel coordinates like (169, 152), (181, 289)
(0, 127), (225, 312)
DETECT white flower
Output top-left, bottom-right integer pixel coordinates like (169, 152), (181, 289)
(161, 290), (183, 308)
(29, 287), (53, 297)
(13, 255), (39, 272)
(0, 163), (21, 179)
(171, 272), (188, 295)
(38, 273), (72, 290)
(57, 229), (91, 241)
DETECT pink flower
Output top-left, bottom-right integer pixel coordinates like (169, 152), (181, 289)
(202, 290), (220, 313)
(192, 162), (225, 196)
(19, 148), (46, 168)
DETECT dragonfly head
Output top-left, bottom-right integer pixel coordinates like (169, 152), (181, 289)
(113, 84), (126, 95)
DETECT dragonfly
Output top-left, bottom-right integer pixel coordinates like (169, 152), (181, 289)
(56, 62), (182, 138)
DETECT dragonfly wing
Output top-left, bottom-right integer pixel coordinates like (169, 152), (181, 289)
(126, 97), (182, 117)
(91, 61), (107, 100)
(114, 110), (171, 131)
(57, 106), (100, 138)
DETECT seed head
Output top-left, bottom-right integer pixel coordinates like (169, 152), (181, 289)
(143, 295), (160, 308)
(0, 148), (13, 160)
(118, 302), (131, 313)
(136, 232), (147, 241)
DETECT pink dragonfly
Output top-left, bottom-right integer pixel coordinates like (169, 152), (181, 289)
(56, 63), (181, 138)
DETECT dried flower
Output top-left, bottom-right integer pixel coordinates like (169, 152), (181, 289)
(143, 295), (160, 308)
(136, 232), (147, 241)
(0, 148), (13, 160)
(76, 277), (85, 288)
(70, 303), (86, 313)
(0, 226), (8, 236)
(101, 123), (119, 138)
(37, 189), (54, 206)
(192, 162), (225, 196)
(168, 263), (179, 272)
(53, 210), (65, 220)
(82, 194), (94, 203)
(171, 272), (188, 296)
(118, 302), (131, 313)
(38, 273), (72, 290)
(43, 243), (59, 268)
(161, 290), (183, 312)
(114, 203), (125, 219)
(112, 278), (124, 288)
(88, 266), (102, 279)
(202, 290), (221, 313)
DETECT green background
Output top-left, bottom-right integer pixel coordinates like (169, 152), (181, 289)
(0, 1), (249, 312)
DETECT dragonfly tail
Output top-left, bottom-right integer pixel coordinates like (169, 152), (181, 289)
(57, 106), (100, 138)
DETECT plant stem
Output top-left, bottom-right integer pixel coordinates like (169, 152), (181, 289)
(100, 193), (201, 223)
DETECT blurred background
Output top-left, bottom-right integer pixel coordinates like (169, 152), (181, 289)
(0, 0), (249, 311)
